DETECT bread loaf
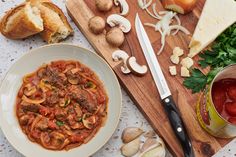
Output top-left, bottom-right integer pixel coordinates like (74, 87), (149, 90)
(0, 0), (73, 43)
(0, 2), (43, 39)
(38, 2), (73, 43)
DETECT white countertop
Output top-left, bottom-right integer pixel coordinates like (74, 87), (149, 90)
(0, 0), (235, 157)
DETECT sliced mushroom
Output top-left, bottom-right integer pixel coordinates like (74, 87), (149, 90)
(70, 68), (79, 74)
(59, 98), (71, 107)
(127, 56), (148, 76)
(121, 137), (141, 157)
(112, 50), (129, 61)
(114, 0), (129, 16)
(121, 64), (131, 74)
(106, 27), (125, 47)
(68, 77), (79, 85)
(82, 113), (96, 129)
(112, 50), (131, 74)
(107, 14), (131, 33)
(122, 127), (144, 143)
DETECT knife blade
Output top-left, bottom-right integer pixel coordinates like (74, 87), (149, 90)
(135, 14), (194, 157)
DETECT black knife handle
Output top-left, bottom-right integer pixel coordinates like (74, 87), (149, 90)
(162, 96), (194, 157)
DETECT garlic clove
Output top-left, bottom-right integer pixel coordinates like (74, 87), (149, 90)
(140, 138), (160, 153)
(143, 130), (156, 138)
(121, 138), (141, 157)
(139, 138), (166, 157)
(141, 145), (166, 157)
(122, 127), (144, 143)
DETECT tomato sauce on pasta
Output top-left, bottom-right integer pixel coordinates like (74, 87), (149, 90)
(16, 60), (108, 150)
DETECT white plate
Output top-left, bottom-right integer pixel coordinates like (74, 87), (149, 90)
(0, 44), (122, 157)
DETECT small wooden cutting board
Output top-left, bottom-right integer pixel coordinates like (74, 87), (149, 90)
(66, 0), (231, 156)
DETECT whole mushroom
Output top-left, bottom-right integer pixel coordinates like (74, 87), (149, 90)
(106, 27), (125, 47)
(95, 0), (113, 12)
(88, 16), (106, 34)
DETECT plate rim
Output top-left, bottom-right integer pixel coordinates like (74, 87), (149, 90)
(0, 43), (122, 157)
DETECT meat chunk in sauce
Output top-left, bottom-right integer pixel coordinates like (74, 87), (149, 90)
(55, 108), (67, 121)
(68, 85), (97, 113)
(44, 66), (67, 88)
(36, 118), (49, 131)
(66, 70), (86, 85)
(21, 102), (40, 113)
(45, 91), (59, 106)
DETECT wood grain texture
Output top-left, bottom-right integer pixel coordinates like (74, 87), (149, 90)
(66, 0), (231, 156)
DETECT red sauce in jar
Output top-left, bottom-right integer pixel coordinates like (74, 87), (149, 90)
(212, 78), (236, 125)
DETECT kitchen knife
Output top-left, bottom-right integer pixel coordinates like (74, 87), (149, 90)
(135, 14), (194, 157)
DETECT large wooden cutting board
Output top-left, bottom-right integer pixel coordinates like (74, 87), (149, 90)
(66, 0), (232, 156)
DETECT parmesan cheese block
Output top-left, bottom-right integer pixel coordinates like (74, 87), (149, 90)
(170, 54), (179, 64)
(173, 47), (184, 57)
(188, 0), (236, 58)
(181, 57), (193, 69)
(169, 66), (177, 76)
(181, 66), (190, 77)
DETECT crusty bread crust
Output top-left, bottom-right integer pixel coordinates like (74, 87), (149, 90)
(39, 2), (73, 43)
(0, 3), (43, 39)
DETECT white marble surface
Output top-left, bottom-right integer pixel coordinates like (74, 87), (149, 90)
(0, 0), (235, 157)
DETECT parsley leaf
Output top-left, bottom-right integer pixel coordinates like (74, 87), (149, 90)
(183, 69), (207, 93)
(56, 121), (64, 126)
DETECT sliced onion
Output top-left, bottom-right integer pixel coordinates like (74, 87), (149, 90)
(157, 30), (166, 55)
(172, 15), (181, 35)
(24, 84), (37, 96)
(145, 8), (160, 19)
(138, 0), (160, 20)
(152, 3), (162, 19)
(138, 0), (152, 9)
(169, 25), (190, 35)
(140, 2), (189, 55)
(144, 23), (156, 28)
(143, 0), (152, 9)
(22, 93), (46, 104)
(158, 11), (169, 15)
(82, 113), (96, 129)
(39, 79), (52, 92)
(30, 115), (42, 132)
(138, 0), (145, 9)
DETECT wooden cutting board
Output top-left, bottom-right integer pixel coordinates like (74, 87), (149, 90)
(66, 0), (232, 156)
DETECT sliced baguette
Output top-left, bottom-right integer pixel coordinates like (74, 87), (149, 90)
(38, 2), (73, 43)
(0, 2), (43, 39)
